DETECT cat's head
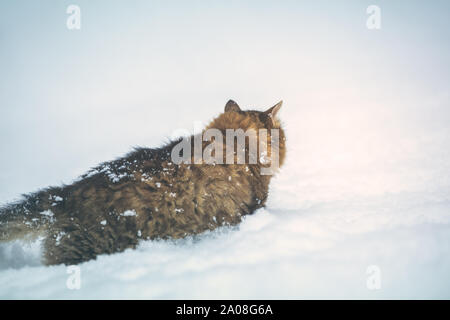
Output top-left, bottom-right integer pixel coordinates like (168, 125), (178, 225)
(205, 100), (286, 170)
(210, 99), (283, 132)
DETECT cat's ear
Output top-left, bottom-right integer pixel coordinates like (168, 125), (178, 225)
(224, 99), (241, 113)
(264, 100), (283, 121)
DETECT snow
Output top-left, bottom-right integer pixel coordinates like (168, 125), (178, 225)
(39, 210), (55, 223)
(1, 120), (450, 298)
(120, 210), (137, 217)
(39, 210), (54, 218)
(1, 1), (450, 299)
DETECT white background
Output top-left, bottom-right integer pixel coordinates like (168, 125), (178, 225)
(1, 1), (450, 298)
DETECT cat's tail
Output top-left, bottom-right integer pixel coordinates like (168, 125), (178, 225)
(0, 190), (58, 243)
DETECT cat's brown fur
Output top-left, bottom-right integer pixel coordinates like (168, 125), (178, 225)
(0, 100), (285, 265)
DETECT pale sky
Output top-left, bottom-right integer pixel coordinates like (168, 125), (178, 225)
(1, 0), (450, 203)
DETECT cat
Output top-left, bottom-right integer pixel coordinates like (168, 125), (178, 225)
(0, 100), (286, 265)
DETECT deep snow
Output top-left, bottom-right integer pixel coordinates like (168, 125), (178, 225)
(1, 114), (450, 299)
(1, 0), (450, 299)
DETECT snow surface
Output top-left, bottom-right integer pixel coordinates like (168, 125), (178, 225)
(1, 1), (450, 299)
(1, 117), (450, 299)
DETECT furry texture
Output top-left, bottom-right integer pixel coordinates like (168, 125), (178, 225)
(0, 100), (286, 265)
